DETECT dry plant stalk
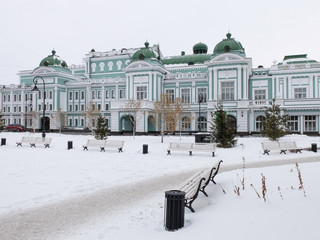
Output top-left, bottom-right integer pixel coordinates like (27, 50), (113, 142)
(250, 184), (261, 198)
(277, 186), (283, 200)
(295, 163), (306, 197)
(234, 185), (240, 196)
(219, 184), (226, 194)
(241, 157), (246, 190)
(261, 173), (267, 202)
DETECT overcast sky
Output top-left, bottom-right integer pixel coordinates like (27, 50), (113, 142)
(1, 0), (319, 85)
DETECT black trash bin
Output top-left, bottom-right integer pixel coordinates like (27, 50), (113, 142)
(67, 141), (73, 150)
(164, 190), (185, 231)
(143, 144), (148, 154)
(311, 143), (317, 153)
(1, 138), (6, 146)
(195, 133), (211, 143)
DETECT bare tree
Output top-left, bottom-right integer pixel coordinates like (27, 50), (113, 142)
(50, 108), (67, 134)
(84, 101), (99, 135)
(123, 99), (142, 138)
(154, 93), (171, 143)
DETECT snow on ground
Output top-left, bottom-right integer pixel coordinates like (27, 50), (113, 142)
(0, 132), (319, 240)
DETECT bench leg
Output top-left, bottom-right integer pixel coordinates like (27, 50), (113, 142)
(189, 151), (192, 156)
(83, 146), (88, 151)
(30, 143), (36, 147)
(167, 150), (171, 155)
(100, 147), (105, 152)
(263, 150), (270, 155)
(16, 143), (22, 147)
(185, 200), (196, 213)
(44, 144), (50, 148)
(118, 148), (123, 153)
(280, 150), (287, 154)
(296, 149), (302, 153)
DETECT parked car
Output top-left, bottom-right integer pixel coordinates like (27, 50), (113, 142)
(5, 124), (25, 132)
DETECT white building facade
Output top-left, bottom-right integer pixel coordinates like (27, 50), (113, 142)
(1, 33), (320, 135)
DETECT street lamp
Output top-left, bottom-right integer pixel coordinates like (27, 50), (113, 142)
(32, 76), (46, 138)
(198, 97), (203, 132)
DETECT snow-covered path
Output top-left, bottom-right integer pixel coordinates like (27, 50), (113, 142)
(1, 155), (319, 240)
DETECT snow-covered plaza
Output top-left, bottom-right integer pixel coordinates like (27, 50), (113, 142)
(0, 132), (319, 240)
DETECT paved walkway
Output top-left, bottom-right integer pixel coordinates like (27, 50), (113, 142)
(0, 156), (319, 240)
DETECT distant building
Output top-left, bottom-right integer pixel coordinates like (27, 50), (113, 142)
(1, 33), (319, 134)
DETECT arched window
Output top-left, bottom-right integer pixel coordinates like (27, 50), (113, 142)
(108, 62), (113, 71)
(181, 117), (191, 131)
(91, 63), (96, 72)
(256, 116), (265, 132)
(117, 61), (122, 70)
(166, 117), (175, 133)
(99, 62), (105, 71)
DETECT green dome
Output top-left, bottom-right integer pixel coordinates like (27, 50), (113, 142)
(132, 42), (157, 61)
(213, 33), (245, 54)
(39, 50), (68, 68)
(193, 42), (208, 54)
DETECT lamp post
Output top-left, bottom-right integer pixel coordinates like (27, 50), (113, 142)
(32, 76), (46, 138)
(198, 97), (203, 132)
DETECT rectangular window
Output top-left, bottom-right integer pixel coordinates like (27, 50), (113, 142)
(69, 119), (72, 126)
(165, 89), (175, 102)
(18, 94), (21, 101)
(197, 88), (207, 102)
(105, 104), (109, 110)
(39, 105), (41, 111)
(111, 90), (115, 99)
(49, 104), (53, 111)
(106, 90), (109, 99)
(81, 91), (85, 100)
(254, 89), (266, 100)
(8, 95), (10, 101)
(49, 91), (53, 99)
(39, 92), (41, 99)
(75, 119), (78, 126)
(136, 86), (147, 100)
(81, 119), (84, 127)
(98, 104), (101, 111)
(75, 91), (79, 100)
(69, 105), (72, 111)
(221, 81), (234, 100)
(3, 95), (6, 102)
(92, 91), (95, 99)
(75, 104), (79, 111)
(14, 95), (17, 101)
(18, 106), (21, 112)
(14, 107), (16, 112)
(81, 104), (85, 111)
(294, 88), (307, 99)
(181, 88), (190, 103)
(69, 92), (72, 100)
(288, 116), (299, 131)
(305, 115), (316, 131)
(97, 90), (101, 99)
(3, 107), (6, 112)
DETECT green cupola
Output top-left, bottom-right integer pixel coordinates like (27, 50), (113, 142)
(213, 33), (245, 55)
(39, 50), (68, 68)
(132, 41), (158, 61)
(193, 42), (208, 54)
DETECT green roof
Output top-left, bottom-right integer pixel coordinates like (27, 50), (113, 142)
(213, 33), (245, 55)
(193, 42), (208, 54)
(132, 42), (158, 61)
(39, 50), (68, 68)
(280, 54), (317, 65)
(162, 54), (211, 65)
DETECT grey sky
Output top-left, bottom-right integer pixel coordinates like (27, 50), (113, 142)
(1, 0), (319, 85)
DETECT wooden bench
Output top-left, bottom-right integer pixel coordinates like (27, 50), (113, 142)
(279, 142), (302, 153)
(16, 137), (52, 148)
(167, 142), (216, 157)
(167, 142), (193, 155)
(261, 141), (302, 155)
(179, 160), (223, 212)
(83, 139), (124, 152)
(105, 139), (124, 152)
(191, 143), (216, 157)
(83, 139), (106, 151)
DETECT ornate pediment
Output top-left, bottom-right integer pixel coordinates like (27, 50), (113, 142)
(32, 67), (55, 74)
(125, 61), (153, 69)
(210, 53), (244, 63)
